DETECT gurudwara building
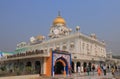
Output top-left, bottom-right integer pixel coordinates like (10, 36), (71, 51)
(0, 13), (106, 76)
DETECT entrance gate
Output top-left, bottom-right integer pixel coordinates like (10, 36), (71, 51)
(52, 50), (71, 76)
(54, 61), (64, 74)
(54, 56), (68, 75)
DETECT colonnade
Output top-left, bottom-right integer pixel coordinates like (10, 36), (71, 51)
(71, 61), (101, 73)
(2, 58), (45, 75)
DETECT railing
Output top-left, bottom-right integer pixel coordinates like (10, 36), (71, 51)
(72, 53), (105, 61)
(0, 50), (50, 61)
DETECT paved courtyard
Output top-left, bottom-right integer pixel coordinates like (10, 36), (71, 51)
(49, 72), (114, 79)
(0, 72), (119, 79)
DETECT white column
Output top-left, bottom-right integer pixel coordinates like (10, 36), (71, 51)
(81, 62), (84, 73)
(74, 62), (77, 73)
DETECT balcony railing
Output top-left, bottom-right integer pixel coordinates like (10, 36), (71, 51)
(3, 50), (49, 61)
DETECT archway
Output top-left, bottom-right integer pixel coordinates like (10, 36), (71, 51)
(88, 62), (92, 71)
(76, 62), (81, 72)
(26, 61), (31, 67)
(71, 61), (74, 73)
(54, 57), (68, 75)
(52, 51), (71, 77)
(83, 62), (87, 72)
(19, 62), (24, 71)
(35, 61), (41, 74)
(54, 61), (64, 74)
(26, 61), (32, 74)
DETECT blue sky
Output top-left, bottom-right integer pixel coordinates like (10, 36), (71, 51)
(0, 0), (120, 55)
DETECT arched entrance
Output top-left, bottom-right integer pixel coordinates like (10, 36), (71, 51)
(83, 62), (87, 72)
(35, 61), (41, 74)
(52, 51), (71, 76)
(76, 62), (81, 72)
(71, 61), (74, 73)
(26, 61), (32, 74)
(54, 57), (68, 75)
(88, 62), (92, 71)
(26, 62), (32, 67)
(19, 62), (24, 71)
(54, 61), (64, 74)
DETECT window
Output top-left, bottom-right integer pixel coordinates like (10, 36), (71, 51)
(62, 43), (67, 51)
(56, 46), (60, 50)
(63, 45), (67, 50)
(82, 43), (85, 50)
(44, 48), (47, 53)
(86, 44), (89, 51)
(70, 43), (74, 48)
(90, 45), (92, 51)
(87, 51), (90, 55)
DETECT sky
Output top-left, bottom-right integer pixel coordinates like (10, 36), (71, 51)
(0, 0), (120, 55)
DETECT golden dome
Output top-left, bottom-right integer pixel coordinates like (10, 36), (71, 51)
(53, 14), (66, 25)
(36, 35), (45, 40)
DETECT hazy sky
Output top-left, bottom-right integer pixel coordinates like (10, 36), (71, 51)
(0, 0), (120, 55)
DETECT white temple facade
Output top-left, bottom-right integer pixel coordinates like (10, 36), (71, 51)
(15, 13), (106, 73)
(0, 13), (106, 76)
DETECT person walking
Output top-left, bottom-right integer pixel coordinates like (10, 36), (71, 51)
(68, 66), (72, 76)
(103, 64), (107, 75)
(92, 64), (95, 75)
(107, 65), (110, 72)
(86, 65), (90, 76)
(97, 65), (101, 76)
(111, 66), (115, 76)
(81, 66), (84, 73)
(78, 66), (81, 75)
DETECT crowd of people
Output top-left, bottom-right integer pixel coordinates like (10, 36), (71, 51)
(72, 64), (120, 77)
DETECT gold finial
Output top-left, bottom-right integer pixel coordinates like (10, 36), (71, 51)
(53, 11), (66, 25)
(58, 11), (61, 16)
